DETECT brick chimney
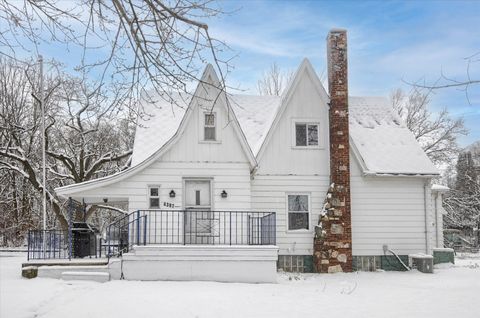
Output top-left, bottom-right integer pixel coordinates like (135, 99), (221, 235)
(313, 29), (353, 273)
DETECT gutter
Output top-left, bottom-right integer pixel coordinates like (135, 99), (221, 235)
(362, 171), (439, 178)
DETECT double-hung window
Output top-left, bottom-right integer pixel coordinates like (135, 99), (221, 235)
(204, 113), (216, 141)
(295, 123), (319, 147)
(148, 186), (160, 209)
(287, 194), (310, 231)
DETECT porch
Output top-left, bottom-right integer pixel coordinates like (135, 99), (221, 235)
(26, 210), (278, 283)
(27, 210), (276, 260)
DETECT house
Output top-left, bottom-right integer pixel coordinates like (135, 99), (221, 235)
(54, 29), (445, 282)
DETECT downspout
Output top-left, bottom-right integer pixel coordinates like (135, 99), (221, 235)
(423, 182), (430, 254)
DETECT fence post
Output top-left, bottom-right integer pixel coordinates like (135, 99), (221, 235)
(27, 231), (30, 261)
(68, 197), (73, 261)
(143, 215), (147, 245)
(183, 211), (186, 245)
(136, 210), (140, 245)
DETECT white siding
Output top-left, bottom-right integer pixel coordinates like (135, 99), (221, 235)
(76, 80), (252, 213)
(350, 154), (430, 256)
(251, 175), (329, 255)
(256, 70), (330, 175)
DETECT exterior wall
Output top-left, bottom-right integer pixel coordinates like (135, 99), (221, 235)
(76, 79), (252, 213)
(256, 70), (330, 176)
(350, 154), (430, 256)
(251, 175), (329, 255)
(252, 62), (330, 256)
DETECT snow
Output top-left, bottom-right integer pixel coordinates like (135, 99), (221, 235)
(2, 252), (480, 318)
(130, 93), (281, 166)
(349, 96), (439, 176)
(131, 93), (189, 166)
(432, 184), (450, 192)
(129, 90), (437, 177)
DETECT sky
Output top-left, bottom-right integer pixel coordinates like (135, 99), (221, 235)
(207, 0), (480, 146)
(3, 0), (478, 146)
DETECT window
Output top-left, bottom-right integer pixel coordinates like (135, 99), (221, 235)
(287, 194), (309, 230)
(148, 186), (160, 209)
(204, 113), (216, 141)
(295, 123), (318, 146)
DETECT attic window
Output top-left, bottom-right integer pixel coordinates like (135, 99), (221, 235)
(295, 123), (319, 146)
(204, 113), (216, 141)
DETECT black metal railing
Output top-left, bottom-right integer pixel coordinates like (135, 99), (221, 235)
(105, 210), (276, 258)
(27, 229), (106, 260)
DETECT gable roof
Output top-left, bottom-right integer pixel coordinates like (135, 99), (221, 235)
(56, 59), (439, 198)
(130, 64), (257, 168)
(255, 58), (330, 162)
(56, 64), (258, 197)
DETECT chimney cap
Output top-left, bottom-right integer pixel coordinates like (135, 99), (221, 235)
(329, 28), (347, 33)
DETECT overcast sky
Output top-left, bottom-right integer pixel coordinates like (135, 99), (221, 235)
(209, 0), (480, 146)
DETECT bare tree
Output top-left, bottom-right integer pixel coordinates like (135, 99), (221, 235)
(443, 149), (480, 246)
(391, 88), (468, 165)
(257, 62), (293, 96)
(0, 0), (229, 111)
(0, 57), (133, 231)
(406, 52), (479, 104)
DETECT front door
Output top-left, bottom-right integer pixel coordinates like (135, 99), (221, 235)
(184, 180), (213, 244)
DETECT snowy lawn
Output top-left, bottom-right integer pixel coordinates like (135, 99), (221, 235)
(1, 252), (479, 318)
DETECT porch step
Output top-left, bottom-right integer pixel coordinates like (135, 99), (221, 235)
(130, 244), (278, 260)
(61, 271), (110, 283)
(37, 265), (109, 279)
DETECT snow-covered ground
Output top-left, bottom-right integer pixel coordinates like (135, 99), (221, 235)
(1, 252), (479, 318)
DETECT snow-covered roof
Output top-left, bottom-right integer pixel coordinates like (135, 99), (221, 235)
(131, 94), (281, 166)
(349, 96), (438, 176)
(131, 93), (437, 176)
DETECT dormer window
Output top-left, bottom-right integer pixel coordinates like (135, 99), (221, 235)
(295, 123), (318, 146)
(204, 113), (216, 141)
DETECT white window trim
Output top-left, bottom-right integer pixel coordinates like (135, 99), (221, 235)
(148, 185), (161, 209)
(199, 111), (221, 143)
(285, 192), (312, 233)
(291, 118), (323, 149)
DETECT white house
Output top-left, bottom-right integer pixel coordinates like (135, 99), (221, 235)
(55, 29), (445, 282)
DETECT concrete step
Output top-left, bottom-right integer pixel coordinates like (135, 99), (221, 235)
(131, 244), (278, 260)
(38, 265), (109, 279)
(61, 271), (110, 283)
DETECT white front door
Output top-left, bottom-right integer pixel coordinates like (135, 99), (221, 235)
(184, 180), (213, 243)
(185, 180), (211, 209)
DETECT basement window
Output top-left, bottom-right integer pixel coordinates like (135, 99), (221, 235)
(295, 123), (319, 146)
(204, 113), (216, 141)
(148, 186), (160, 209)
(287, 194), (310, 230)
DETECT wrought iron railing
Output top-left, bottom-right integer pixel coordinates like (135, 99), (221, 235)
(27, 210), (277, 260)
(27, 229), (106, 260)
(105, 210), (276, 258)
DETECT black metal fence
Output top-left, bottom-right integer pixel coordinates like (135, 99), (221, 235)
(27, 210), (277, 260)
(105, 210), (276, 257)
(27, 229), (106, 260)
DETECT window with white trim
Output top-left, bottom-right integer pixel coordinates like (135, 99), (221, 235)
(204, 113), (216, 141)
(295, 123), (319, 146)
(148, 186), (160, 209)
(287, 194), (309, 230)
